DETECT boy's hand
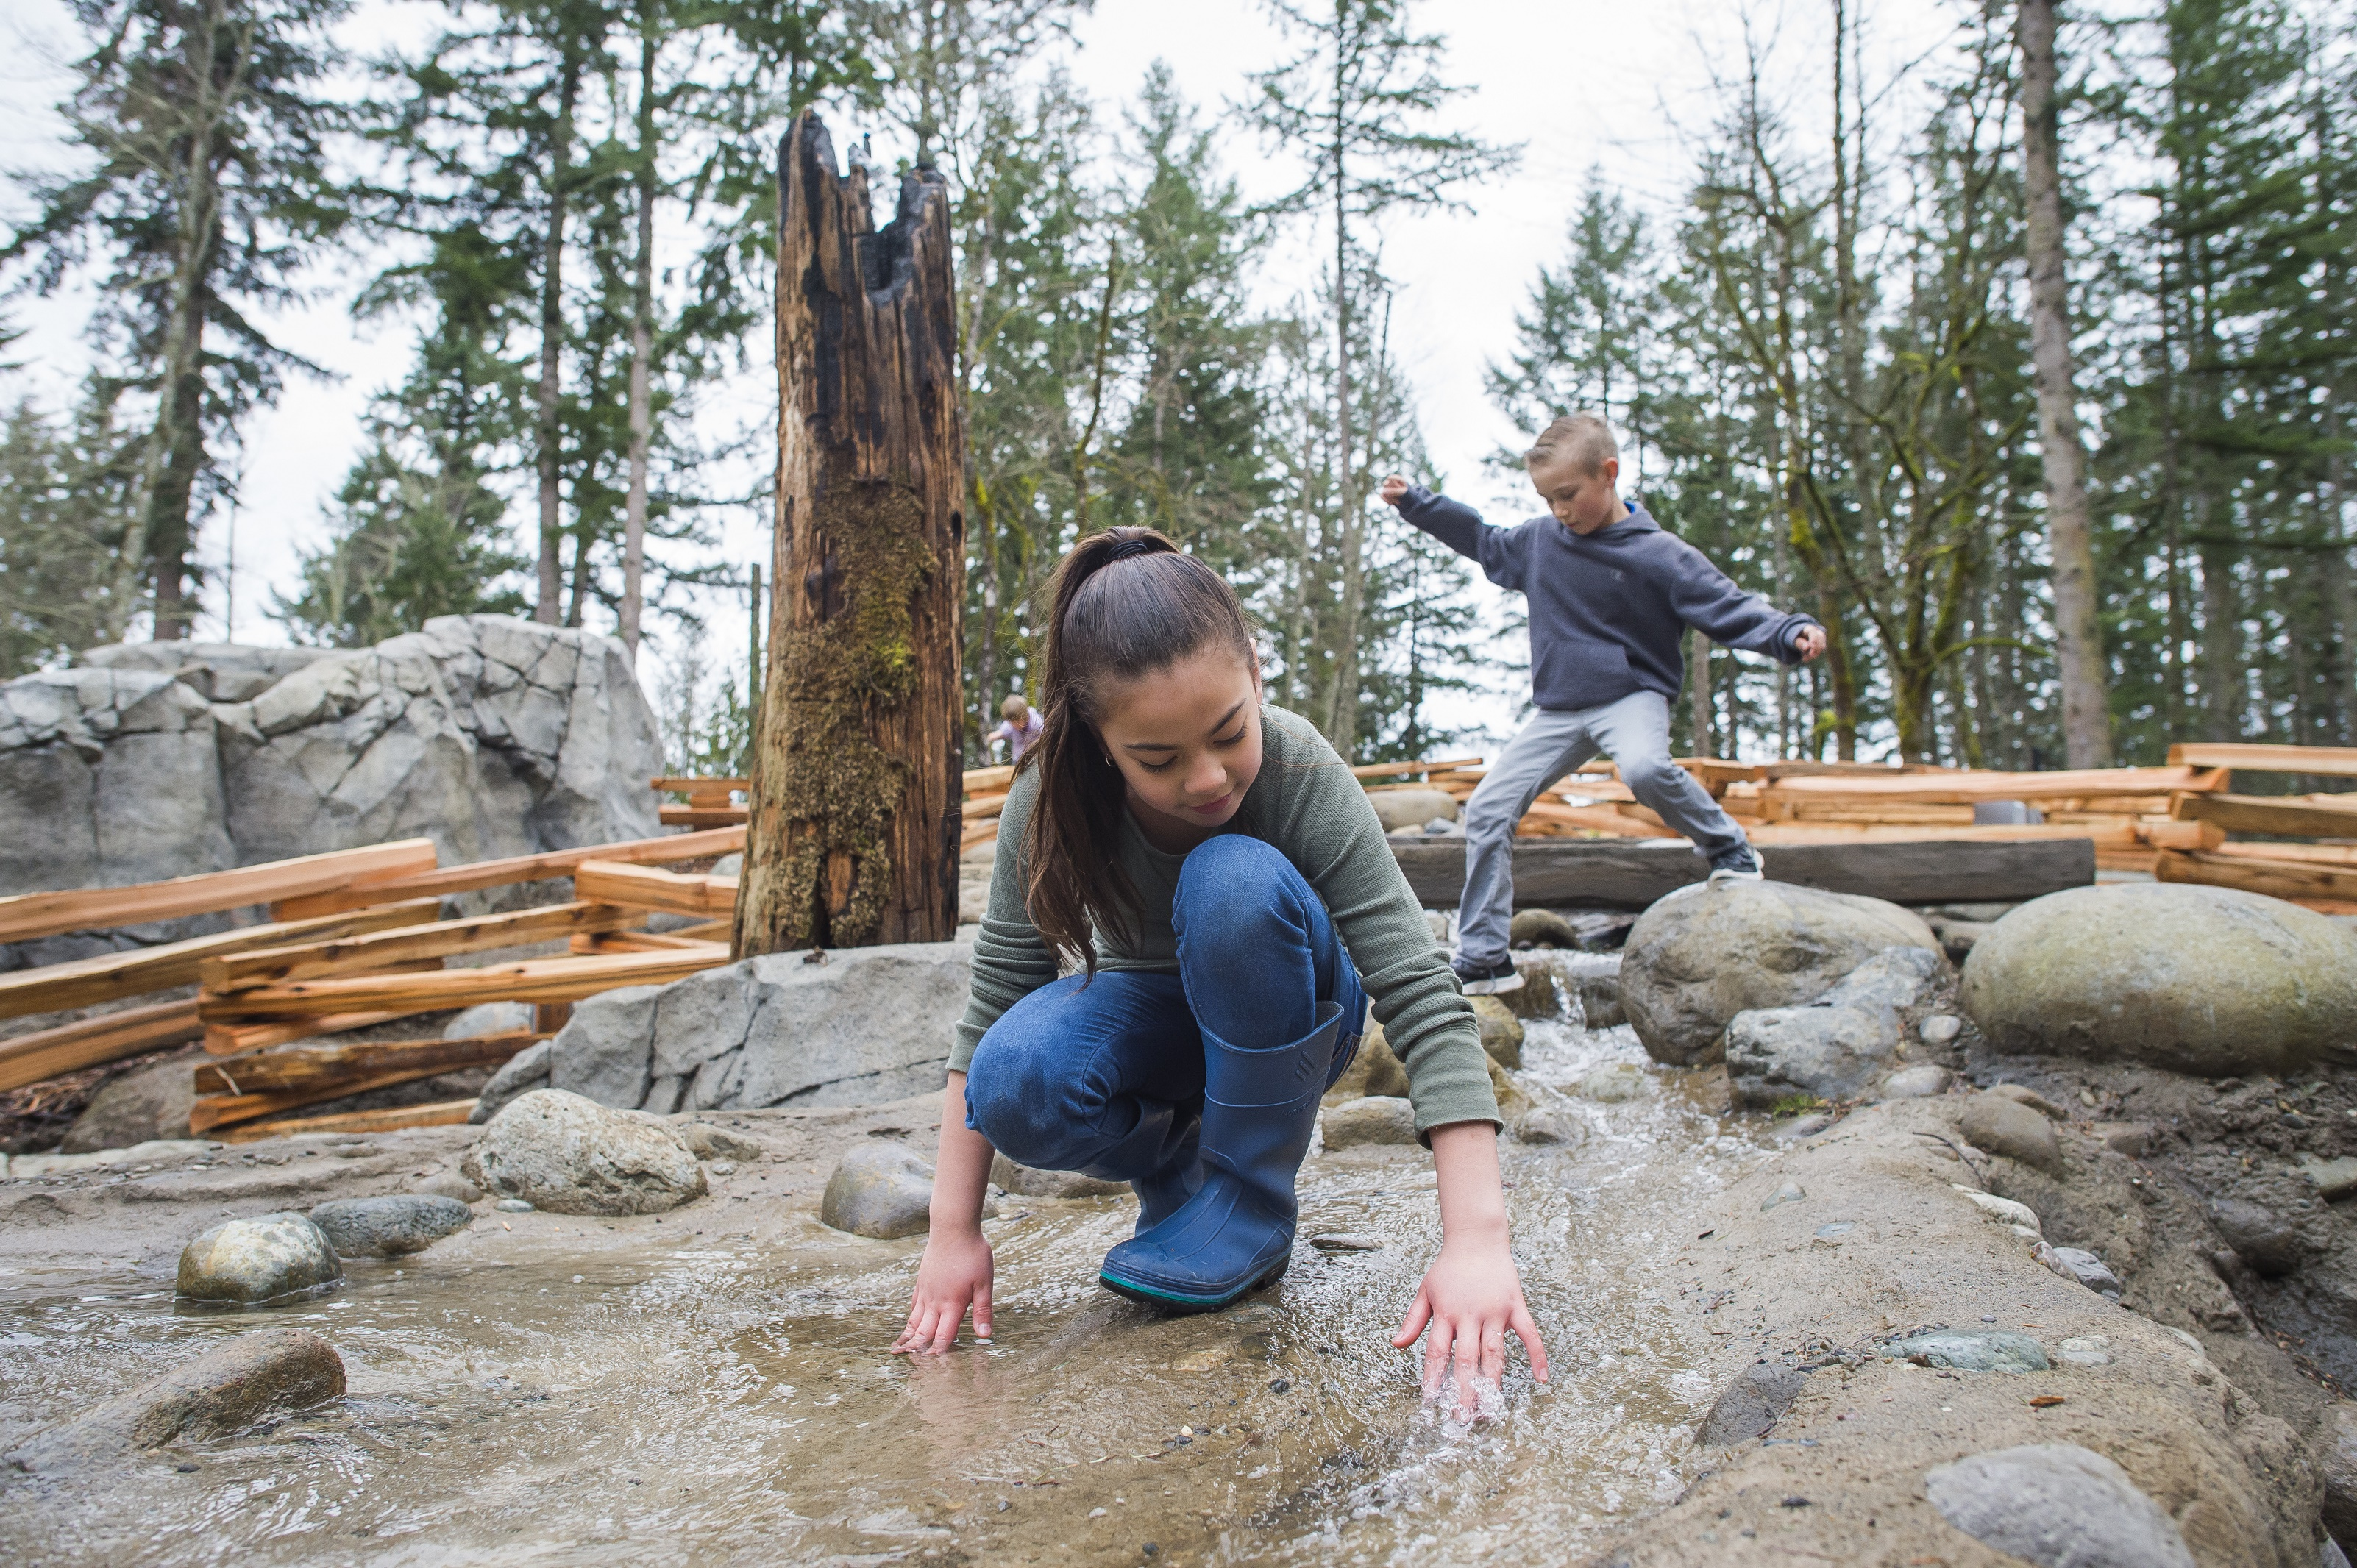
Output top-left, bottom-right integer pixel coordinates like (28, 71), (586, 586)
(893, 1224), (994, 1355)
(1792, 625), (1828, 661)
(1379, 474), (1412, 508)
(1393, 1230), (1548, 1418)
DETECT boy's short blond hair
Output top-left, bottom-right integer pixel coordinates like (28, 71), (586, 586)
(1524, 414), (1618, 475)
(1001, 694), (1030, 721)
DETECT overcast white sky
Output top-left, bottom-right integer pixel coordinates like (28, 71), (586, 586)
(1, 0), (1963, 752)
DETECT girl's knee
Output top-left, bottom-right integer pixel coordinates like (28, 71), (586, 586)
(1173, 836), (1304, 954)
(964, 1021), (1076, 1155)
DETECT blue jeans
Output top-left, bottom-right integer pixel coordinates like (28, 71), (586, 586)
(964, 836), (1366, 1182)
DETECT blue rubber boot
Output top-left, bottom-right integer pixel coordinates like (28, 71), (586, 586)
(1097, 1001), (1343, 1313)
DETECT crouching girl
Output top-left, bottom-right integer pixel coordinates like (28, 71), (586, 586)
(892, 527), (1547, 1402)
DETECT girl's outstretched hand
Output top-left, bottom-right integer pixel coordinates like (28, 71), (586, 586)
(1398, 1119), (1547, 1416)
(894, 1225), (993, 1355)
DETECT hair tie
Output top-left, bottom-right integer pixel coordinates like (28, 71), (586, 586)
(1105, 538), (1157, 562)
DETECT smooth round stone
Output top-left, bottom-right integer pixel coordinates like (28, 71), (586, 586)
(1880, 1064), (1953, 1098)
(1320, 1097), (1419, 1149)
(1512, 1107), (1585, 1147)
(1924, 1443), (2195, 1568)
(177, 1213), (344, 1305)
(495, 1198), (535, 1213)
(1309, 1233), (1383, 1252)
(463, 1088), (706, 1216)
(1468, 996), (1524, 1069)
(1960, 1093), (2061, 1172)
(308, 1194), (472, 1258)
(821, 1143), (936, 1239)
(1918, 1013), (1964, 1047)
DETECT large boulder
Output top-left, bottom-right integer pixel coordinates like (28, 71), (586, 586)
(0, 617), (663, 941)
(1961, 883), (2357, 1075)
(508, 941), (968, 1116)
(1620, 881), (1940, 1066)
(462, 1088), (706, 1215)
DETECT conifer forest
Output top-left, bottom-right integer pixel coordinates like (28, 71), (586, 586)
(3, 0), (2354, 777)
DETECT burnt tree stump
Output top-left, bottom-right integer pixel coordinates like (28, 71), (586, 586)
(735, 113), (964, 956)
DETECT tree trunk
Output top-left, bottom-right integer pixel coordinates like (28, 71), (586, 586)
(2017, 0), (2114, 766)
(736, 113), (964, 956)
(619, 15), (656, 662)
(535, 50), (582, 626)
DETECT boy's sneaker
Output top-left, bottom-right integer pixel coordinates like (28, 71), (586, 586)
(1451, 953), (1524, 995)
(1707, 844), (1766, 884)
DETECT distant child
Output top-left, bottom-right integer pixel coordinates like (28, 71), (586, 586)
(986, 694), (1043, 762)
(895, 527), (1546, 1411)
(1380, 413), (1827, 995)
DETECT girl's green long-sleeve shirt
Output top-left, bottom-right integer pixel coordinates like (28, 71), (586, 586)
(950, 703), (1501, 1137)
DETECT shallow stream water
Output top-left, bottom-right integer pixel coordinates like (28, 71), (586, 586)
(1, 1011), (1771, 1566)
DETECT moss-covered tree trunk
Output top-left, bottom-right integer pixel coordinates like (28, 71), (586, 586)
(735, 113), (964, 956)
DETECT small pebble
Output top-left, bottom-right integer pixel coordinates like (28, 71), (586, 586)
(1759, 1181), (1807, 1212)
(1268, 1378), (1290, 1394)
(1089, 1507), (1108, 1519)
(1982, 1314), (1997, 1322)
(176, 1463), (199, 1473)
(1309, 1233), (1382, 1252)
(1143, 1545), (1159, 1558)
(1781, 1496), (1811, 1508)
(496, 1198), (535, 1214)
(708, 1161), (736, 1176)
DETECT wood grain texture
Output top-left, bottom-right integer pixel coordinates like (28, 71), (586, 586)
(2170, 790), (2357, 837)
(203, 1010), (419, 1056)
(221, 1098), (478, 1144)
(2155, 848), (2357, 902)
(271, 827), (746, 919)
(0, 900), (441, 1021)
(736, 111), (964, 958)
(0, 839), (437, 945)
(199, 947), (730, 1022)
(1388, 837), (2097, 909)
(0, 999), (203, 1093)
(2168, 741), (2357, 776)
(202, 902), (639, 992)
(191, 1030), (543, 1131)
(574, 860), (737, 917)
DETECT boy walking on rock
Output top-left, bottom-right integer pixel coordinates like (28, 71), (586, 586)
(1381, 414), (1827, 994)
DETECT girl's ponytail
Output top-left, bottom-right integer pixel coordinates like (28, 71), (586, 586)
(1020, 526), (1254, 972)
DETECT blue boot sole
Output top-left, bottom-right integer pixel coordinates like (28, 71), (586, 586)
(1098, 1255), (1289, 1315)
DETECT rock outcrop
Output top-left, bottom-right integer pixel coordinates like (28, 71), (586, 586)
(1723, 946), (1948, 1108)
(0, 616), (664, 955)
(1619, 880), (1938, 1066)
(1960, 882), (2357, 1075)
(478, 941), (969, 1119)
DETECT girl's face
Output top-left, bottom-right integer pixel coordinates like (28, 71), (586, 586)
(1093, 646), (1264, 839)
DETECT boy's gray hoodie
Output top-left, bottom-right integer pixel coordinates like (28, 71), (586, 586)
(1397, 486), (1820, 713)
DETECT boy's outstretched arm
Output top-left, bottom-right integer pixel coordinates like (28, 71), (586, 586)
(1393, 1119), (1548, 1416)
(1663, 539), (1824, 663)
(892, 1071), (996, 1355)
(1379, 474), (1528, 591)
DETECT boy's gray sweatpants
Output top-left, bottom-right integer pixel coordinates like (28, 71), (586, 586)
(1456, 691), (1749, 966)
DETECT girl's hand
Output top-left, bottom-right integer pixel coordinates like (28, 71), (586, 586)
(893, 1225), (993, 1355)
(1392, 1231), (1547, 1416)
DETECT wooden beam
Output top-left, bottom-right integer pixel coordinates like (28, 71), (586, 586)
(963, 764), (1017, 794)
(1389, 836), (2096, 909)
(199, 946), (731, 1024)
(651, 776), (748, 794)
(1348, 756), (1485, 781)
(272, 826), (747, 919)
(0, 839), (438, 947)
(2155, 848), (2357, 902)
(658, 805), (750, 828)
(204, 1010), (423, 1057)
(959, 794), (1009, 820)
(191, 1030), (542, 1132)
(2168, 741), (2357, 777)
(2171, 790), (2357, 838)
(201, 901), (640, 993)
(571, 930), (732, 955)
(0, 900), (442, 1022)
(0, 999), (202, 1093)
(1762, 764), (2222, 807)
(572, 860), (737, 918)
(220, 1097), (480, 1144)
(2208, 841), (2357, 865)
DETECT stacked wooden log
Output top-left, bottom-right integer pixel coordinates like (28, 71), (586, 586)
(0, 826), (746, 1140)
(2156, 743), (2357, 913)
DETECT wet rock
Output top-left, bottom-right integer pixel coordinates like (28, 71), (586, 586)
(1574, 965), (1624, 1030)
(1990, 1083), (2067, 1119)
(446, 1002), (535, 1039)
(2044, 1245), (2122, 1298)
(1918, 1012), (1964, 1047)
(1368, 788), (1457, 832)
(495, 1197), (533, 1213)
(821, 1143), (935, 1239)
(1959, 1092), (2061, 1172)
(2303, 1154), (2357, 1202)
(1882, 1330), (2050, 1372)
(1309, 1233), (1382, 1252)
(2211, 1197), (2306, 1276)
(682, 1123), (764, 1163)
(1620, 880), (1938, 1066)
(176, 1212), (344, 1305)
(1960, 883), (2357, 1075)
(5, 1328), (344, 1472)
(1576, 1063), (1648, 1102)
(462, 1088), (706, 1216)
(989, 1151), (1128, 1199)
(1509, 908), (1579, 949)
(1815, 945), (1947, 1017)
(1328, 1024), (1409, 1100)
(2322, 1400), (2357, 1547)
(1923, 1443), (2196, 1568)
(1880, 1064), (1952, 1098)
(59, 1053), (199, 1152)
(1774, 1113), (1833, 1141)
(1468, 996), (1524, 1069)
(307, 1194), (472, 1258)
(1697, 1362), (1809, 1446)
(1725, 1005), (1897, 1109)
(1511, 1106), (1585, 1147)
(1485, 1055), (1530, 1122)
(1320, 1097), (1420, 1149)
(1501, 955), (1561, 1019)
(471, 1037), (552, 1123)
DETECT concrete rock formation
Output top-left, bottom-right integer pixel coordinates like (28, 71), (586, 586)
(1961, 882), (2357, 1075)
(478, 942), (970, 1120)
(1620, 880), (1938, 1066)
(463, 1088), (707, 1215)
(0, 616), (663, 953)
